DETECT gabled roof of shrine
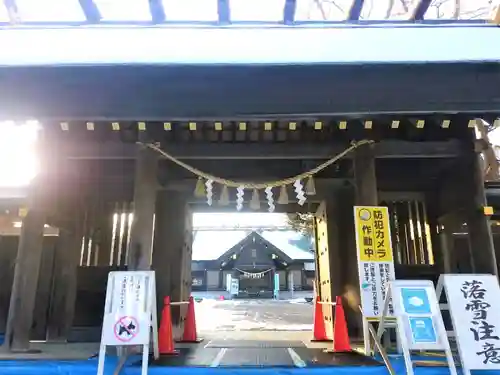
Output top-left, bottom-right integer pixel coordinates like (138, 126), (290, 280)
(192, 230), (250, 261)
(192, 230), (314, 261)
(260, 231), (314, 261)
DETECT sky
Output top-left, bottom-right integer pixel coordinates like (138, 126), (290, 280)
(1, 0), (497, 22)
(0, 121), (39, 187)
(489, 128), (500, 146)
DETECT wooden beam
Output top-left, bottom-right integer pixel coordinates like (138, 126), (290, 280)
(411, 0), (432, 20)
(60, 140), (463, 160)
(348, 0), (365, 21)
(2, 64), (499, 119)
(78, 0), (101, 23)
(149, 0), (166, 23)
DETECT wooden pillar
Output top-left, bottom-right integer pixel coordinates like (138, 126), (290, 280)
(354, 145), (378, 205)
(437, 214), (463, 274)
(44, 154), (86, 343)
(3, 191), (46, 352)
(46, 216), (83, 342)
(95, 205), (113, 266)
(127, 147), (158, 270)
(181, 205), (193, 303)
(151, 190), (189, 324)
(2, 131), (59, 352)
(335, 188), (363, 336)
(349, 144), (378, 336)
(323, 197), (343, 300)
(152, 190), (172, 317)
(463, 147), (498, 276)
(315, 197), (341, 339)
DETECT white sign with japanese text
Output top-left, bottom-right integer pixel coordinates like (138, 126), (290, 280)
(97, 271), (159, 375)
(354, 206), (396, 319)
(437, 274), (500, 375)
(230, 278), (239, 295)
(379, 280), (456, 375)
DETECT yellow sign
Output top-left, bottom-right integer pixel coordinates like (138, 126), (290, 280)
(354, 206), (393, 262)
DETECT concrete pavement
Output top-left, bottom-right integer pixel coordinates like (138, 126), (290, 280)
(195, 298), (314, 333)
(191, 291), (314, 301)
(0, 298), (380, 369)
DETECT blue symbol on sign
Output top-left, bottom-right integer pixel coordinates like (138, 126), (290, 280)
(401, 288), (431, 314)
(409, 317), (437, 344)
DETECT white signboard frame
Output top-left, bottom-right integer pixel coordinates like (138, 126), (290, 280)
(97, 271), (159, 375)
(230, 278), (239, 296)
(437, 274), (500, 375)
(354, 206), (397, 354)
(378, 280), (456, 375)
(274, 273), (280, 300)
(226, 274), (232, 292)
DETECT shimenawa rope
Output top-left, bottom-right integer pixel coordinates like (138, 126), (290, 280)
(138, 139), (374, 188)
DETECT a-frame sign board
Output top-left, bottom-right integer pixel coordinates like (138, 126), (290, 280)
(437, 274), (500, 375)
(97, 271), (159, 375)
(378, 280), (457, 375)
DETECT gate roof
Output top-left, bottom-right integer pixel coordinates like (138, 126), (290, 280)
(0, 0), (499, 119)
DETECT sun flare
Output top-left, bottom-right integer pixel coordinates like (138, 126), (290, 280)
(0, 121), (40, 187)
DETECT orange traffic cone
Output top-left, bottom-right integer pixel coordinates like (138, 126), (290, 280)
(311, 296), (332, 342)
(176, 296), (203, 343)
(331, 296), (352, 352)
(158, 296), (179, 356)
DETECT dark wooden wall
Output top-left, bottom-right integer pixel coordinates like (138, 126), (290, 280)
(0, 235), (58, 340)
(0, 235), (123, 342)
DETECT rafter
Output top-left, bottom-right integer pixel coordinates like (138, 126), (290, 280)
(283, 0), (296, 24)
(149, 0), (166, 23)
(411, 0), (432, 20)
(348, 0), (365, 21)
(78, 0), (101, 23)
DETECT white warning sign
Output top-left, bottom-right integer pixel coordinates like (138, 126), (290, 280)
(98, 271), (159, 375)
(100, 271), (155, 347)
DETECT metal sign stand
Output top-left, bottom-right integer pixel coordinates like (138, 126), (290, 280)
(378, 280), (457, 375)
(97, 271), (159, 375)
(359, 306), (396, 375)
(363, 316), (400, 356)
